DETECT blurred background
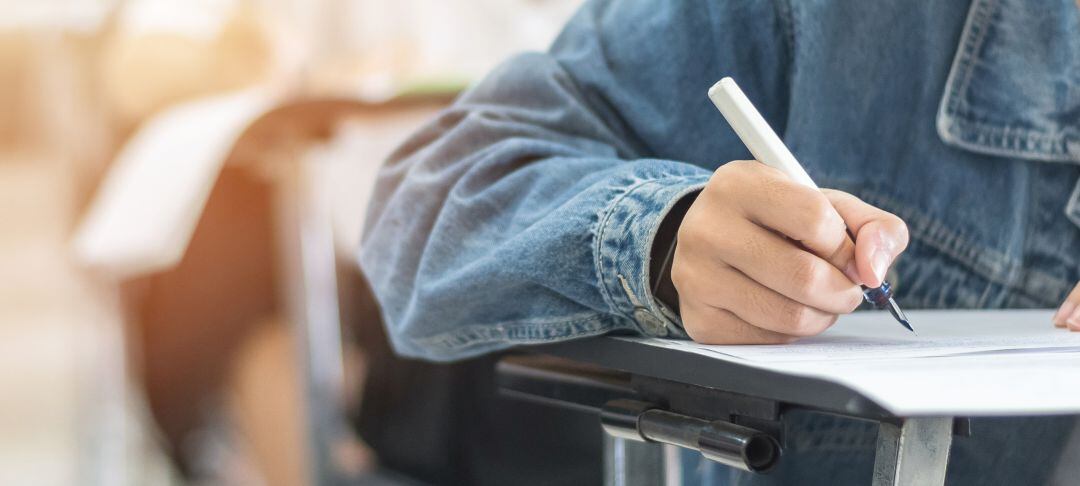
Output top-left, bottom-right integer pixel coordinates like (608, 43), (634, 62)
(0, 0), (581, 484)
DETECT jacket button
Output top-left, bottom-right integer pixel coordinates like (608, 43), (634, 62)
(633, 308), (668, 337)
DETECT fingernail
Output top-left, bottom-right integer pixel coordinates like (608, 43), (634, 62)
(1054, 301), (1076, 327)
(843, 260), (863, 285)
(1067, 306), (1080, 330)
(870, 249), (891, 285)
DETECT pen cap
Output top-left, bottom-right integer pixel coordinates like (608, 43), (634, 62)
(708, 78), (818, 189)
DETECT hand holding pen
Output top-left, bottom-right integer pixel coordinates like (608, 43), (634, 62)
(664, 79), (911, 344)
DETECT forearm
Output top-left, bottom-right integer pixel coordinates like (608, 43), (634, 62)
(360, 0), (793, 359)
(360, 53), (709, 361)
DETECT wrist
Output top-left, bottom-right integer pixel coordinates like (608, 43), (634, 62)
(649, 190), (700, 316)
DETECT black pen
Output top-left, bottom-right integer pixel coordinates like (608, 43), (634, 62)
(707, 77), (914, 333)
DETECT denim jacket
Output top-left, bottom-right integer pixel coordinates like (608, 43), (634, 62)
(360, 0), (1080, 362)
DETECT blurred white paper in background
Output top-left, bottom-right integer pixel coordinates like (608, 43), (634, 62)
(308, 106), (448, 255)
(2, 1), (585, 485)
(72, 88), (275, 278)
(0, 0), (112, 31)
(279, 0), (583, 99)
(118, 0), (237, 39)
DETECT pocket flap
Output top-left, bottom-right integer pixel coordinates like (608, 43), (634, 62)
(936, 0), (1080, 164)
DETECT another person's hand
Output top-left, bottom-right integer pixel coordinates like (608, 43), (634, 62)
(1053, 283), (1080, 330)
(672, 161), (909, 344)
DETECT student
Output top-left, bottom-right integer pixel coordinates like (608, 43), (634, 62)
(360, 0), (1080, 483)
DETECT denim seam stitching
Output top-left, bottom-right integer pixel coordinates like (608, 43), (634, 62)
(617, 274), (645, 308)
(951, 0), (995, 115)
(636, 178), (708, 330)
(413, 312), (618, 351)
(936, 0), (1078, 164)
(855, 190), (1073, 302)
(595, 176), (684, 314)
(866, 191), (1011, 274)
(594, 174), (699, 327)
(938, 118), (1075, 163)
(936, 0), (993, 144)
(594, 177), (658, 320)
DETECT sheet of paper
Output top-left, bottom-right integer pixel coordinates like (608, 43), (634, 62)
(626, 309), (1080, 415)
(672, 309), (1080, 362)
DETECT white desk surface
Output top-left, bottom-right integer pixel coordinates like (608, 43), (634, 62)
(630, 310), (1080, 416)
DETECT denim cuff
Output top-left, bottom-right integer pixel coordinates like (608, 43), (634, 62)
(595, 171), (710, 338)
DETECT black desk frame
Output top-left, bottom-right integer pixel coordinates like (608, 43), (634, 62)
(497, 337), (963, 486)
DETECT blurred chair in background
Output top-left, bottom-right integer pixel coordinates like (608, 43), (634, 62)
(2, 0), (581, 484)
(75, 90), (454, 485)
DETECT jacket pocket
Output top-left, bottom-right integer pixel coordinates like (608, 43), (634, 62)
(936, 0), (1080, 164)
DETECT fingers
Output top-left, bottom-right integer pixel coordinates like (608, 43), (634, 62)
(824, 190), (909, 287)
(1054, 283), (1080, 330)
(672, 161), (912, 346)
(721, 162), (860, 283)
(675, 263), (848, 336)
(679, 214), (864, 313)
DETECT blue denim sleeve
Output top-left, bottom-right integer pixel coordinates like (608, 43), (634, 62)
(360, 0), (790, 361)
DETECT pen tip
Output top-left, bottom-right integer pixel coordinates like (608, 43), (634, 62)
(887, 298), (916, 334)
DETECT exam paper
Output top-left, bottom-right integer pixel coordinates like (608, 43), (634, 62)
(666, 309), (1080, 362)
(628, 310), (1080, 415)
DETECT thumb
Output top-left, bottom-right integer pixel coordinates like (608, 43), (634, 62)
(823, 190), (910, 287)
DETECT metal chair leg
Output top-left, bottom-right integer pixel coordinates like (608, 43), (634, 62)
(872, 417), (953, 486)
(604, 435), (668, 486)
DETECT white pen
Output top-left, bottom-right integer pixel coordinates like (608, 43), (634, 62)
(707, 77), (914, 333)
